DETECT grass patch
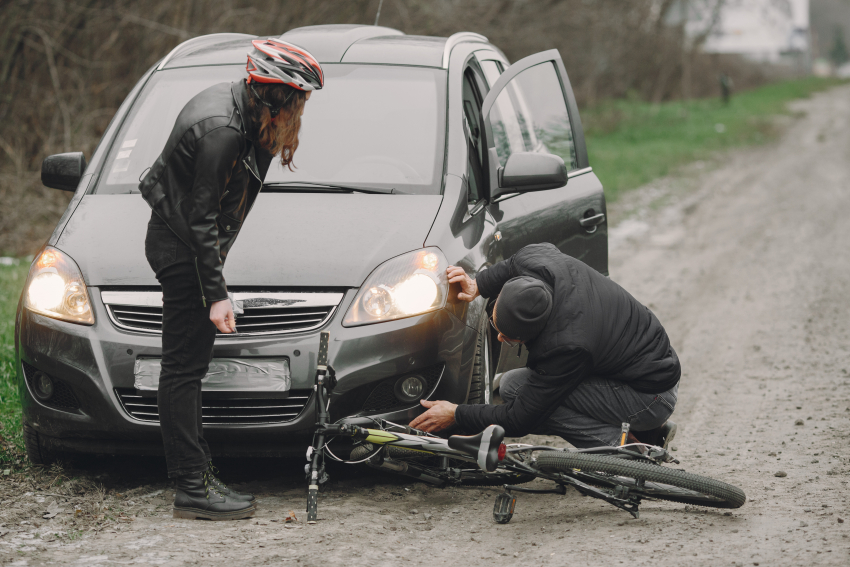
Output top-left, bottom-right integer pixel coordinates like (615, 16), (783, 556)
(583, 77), (849, 201)
(0, 262), (30, 464)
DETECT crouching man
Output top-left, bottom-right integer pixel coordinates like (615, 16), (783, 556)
(411, 243), (679, 449)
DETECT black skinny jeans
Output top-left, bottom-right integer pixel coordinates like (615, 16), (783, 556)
(145, 216), (216, 478)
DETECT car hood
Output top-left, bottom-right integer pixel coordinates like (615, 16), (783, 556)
(54, 193), (443, 288)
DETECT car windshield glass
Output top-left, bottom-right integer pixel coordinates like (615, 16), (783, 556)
(95, 64), (447, 195)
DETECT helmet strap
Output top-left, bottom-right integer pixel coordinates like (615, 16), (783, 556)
(249, 83), (294, 118)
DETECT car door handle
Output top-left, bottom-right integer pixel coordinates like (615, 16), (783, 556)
(579, 213), (605, 227)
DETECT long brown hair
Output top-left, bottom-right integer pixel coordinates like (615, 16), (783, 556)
(246, 82), (307, 170)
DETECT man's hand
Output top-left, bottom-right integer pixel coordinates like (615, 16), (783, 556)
(409, 400), (458, 433)
(210, 299), (236, 333)
(446, 265), (479, 302)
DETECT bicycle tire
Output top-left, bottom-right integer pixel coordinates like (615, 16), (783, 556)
(536, 452), (746, 509)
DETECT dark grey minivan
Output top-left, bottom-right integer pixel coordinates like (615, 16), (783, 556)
(18, 25), (608, 463)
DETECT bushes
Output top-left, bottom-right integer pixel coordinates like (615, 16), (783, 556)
(0, 0), (795, 255)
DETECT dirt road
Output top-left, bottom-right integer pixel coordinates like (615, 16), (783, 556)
(2, 84), (849, 566)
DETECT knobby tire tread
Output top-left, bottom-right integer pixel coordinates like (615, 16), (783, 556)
(466, 325), (486, 404)
(537, 452), (746, 508)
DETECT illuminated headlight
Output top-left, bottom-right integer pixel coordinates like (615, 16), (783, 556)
(343, 248), (448, 326)
(23, 247), (94, 325)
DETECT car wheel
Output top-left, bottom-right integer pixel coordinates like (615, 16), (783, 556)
(24, 423), (60, 466)
(466, 317), (493, 404)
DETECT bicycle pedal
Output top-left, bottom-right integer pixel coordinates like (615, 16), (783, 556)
(493, 492), (516, 524)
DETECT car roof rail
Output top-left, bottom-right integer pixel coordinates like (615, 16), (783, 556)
(441, 32), (489, 68)
(156, 33), (256, 70)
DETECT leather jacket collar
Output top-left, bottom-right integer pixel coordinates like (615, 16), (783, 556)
(231, 80), (258, 143)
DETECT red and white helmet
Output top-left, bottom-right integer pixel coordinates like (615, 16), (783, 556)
(246, 38), (324, 91)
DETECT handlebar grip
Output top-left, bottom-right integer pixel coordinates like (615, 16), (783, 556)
(317, 332), (330, 367)
(307, 486), (318, 523)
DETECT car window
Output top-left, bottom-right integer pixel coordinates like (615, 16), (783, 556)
(479, 60), (503, 86)
(487, 61), (578, 171)
(96, 64), (448, 195)
(462, 68), (486, 203)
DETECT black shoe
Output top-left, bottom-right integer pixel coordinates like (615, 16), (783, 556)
(173, 471), (256, 521)
(207, 462), (255, 503)
(633, 421), (677, 450)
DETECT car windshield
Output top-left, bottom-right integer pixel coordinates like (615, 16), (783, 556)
(96, 64), (447, 195)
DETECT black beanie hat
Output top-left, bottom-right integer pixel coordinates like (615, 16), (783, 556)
(494, 276), (553, 342)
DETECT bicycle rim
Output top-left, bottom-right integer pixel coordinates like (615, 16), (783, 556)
(537, 452), (746, 509)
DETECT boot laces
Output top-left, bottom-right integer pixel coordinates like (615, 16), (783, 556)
(207, 463), (229, 490)
(202, 470), (222, 499)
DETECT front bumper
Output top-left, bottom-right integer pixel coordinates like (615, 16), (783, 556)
(17, 288), (478, 457)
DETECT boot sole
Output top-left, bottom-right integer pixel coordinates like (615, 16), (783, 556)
(173, 505), (256, 521)
(661, 422), (677, 450)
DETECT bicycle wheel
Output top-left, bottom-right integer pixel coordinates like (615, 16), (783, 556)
(537, 452), (746, 509)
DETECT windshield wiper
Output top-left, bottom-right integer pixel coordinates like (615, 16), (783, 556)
(263, 182), (394, 194)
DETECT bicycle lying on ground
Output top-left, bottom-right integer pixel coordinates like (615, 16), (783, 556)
(305, 332), (746, 523)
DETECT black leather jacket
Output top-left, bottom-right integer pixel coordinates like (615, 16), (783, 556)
(139, 80), (273, 305)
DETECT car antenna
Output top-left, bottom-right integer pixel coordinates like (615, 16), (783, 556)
(374, 0), (384, 25)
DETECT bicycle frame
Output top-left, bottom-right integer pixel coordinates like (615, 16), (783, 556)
(304, 332), (685, 523)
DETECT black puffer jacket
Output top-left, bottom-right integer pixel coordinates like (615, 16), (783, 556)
(139, 80), (273, 305)
(454, 243), (680, 436)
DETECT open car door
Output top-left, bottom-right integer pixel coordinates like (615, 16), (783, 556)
(479, 49), (607, 275)
(481, 50), (608, 390)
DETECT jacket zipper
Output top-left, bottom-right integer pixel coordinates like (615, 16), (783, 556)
(237, 158), (264, 233)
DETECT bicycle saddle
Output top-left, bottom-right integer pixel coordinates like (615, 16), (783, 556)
(448, 424), (506, 472)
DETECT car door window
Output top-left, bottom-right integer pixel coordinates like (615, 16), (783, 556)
(486, 60), (579, 171)
(479, 60), (503, 86)
(462, 67), (487, 203)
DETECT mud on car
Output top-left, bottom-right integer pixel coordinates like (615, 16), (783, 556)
(18, 24), (608, 464)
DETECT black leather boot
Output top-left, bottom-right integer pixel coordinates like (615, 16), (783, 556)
(207, 462), (255, 503)
(173, 471), (255, 520)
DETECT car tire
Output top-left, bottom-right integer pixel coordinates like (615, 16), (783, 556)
(24, 423), (60, 466)
(465, 317), (493, 405)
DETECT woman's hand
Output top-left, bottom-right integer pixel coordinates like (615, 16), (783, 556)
(210, 299), (236, 333)
(446, 265), (479, 302)
(409, 400), (458, 433)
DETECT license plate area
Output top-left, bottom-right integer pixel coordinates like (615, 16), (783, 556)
(133, 357), (291, 394)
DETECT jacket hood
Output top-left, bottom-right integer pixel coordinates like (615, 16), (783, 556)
(53, 193), (443, 289)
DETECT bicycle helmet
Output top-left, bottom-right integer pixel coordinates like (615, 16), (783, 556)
(246, 38), (324, 91)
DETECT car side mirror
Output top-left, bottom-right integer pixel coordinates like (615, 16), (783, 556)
(41, 152), (87, 192)
(493, 152), (567, 202)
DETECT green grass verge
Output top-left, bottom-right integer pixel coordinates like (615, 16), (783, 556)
(583, 77), (849, 201)
(0, 262), (29, 464)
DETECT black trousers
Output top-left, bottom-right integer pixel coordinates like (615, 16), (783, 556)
(145, 218), (216, 477)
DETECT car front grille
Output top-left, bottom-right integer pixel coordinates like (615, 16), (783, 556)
(115, 388), (312, 425)
(101, 291), (344, 336)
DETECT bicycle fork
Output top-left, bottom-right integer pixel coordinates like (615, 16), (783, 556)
(306, 331), (334, 523)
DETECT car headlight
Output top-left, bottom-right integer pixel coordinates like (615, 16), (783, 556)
(343, 248), (448, 326)
(23, 247), (94, 325)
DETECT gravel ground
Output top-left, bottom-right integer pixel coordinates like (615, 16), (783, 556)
(1, 84), (849, 566)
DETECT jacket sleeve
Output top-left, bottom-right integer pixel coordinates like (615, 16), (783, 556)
(187, 127), (240, 304)
(454, 349), (592, 437)
(475, 258), (514, 298)
(475, 243), (564, 298)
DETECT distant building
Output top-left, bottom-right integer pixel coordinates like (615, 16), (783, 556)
(671, 0), (811, 67)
